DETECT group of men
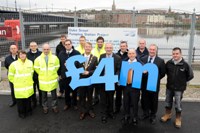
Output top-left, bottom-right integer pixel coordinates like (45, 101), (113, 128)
(5, 34), (193, 129)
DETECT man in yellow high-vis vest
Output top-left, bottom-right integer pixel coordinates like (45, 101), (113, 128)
(75, 35), (86, 54)
(34, 43), (60, 114)
(91, 36), (106, 106)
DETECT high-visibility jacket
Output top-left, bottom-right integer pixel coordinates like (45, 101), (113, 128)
(34, 52), (60, 92)
(75, 44), (85, 54)
(8, 59), (34, 99)
(91, 43), (106, 60)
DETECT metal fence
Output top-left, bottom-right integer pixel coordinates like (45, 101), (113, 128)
(0, 7), (200, 65)
(73, 9), (200, 64)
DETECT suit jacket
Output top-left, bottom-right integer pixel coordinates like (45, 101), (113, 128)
(99, 53), (121, 76)
(58, 49), (80, 79)
(141, 55), (166, 92)
(80, 54), (98, 78)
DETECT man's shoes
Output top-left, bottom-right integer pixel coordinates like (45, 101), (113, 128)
(101, 116), (107, 124)
(63, 105), (70, 111)
(132, 118), (138, 125)
(108, 113), (116, 119)
(9, 102), (16, 107)
(92, 99), (99, 106)
(79, 113), (85, 120)
(52, 108), (59, 113)
(73, 106), (78, 111)
(121, 116), (129, 125)
(32, 101), (37, 109)
(89, 112), (96, 118)
(140, 114), (149, 120)
(27, 111), (32, 116)
(57, 92), (63, 99)
(18, 114), (26, 119)
(150, 117), (156, 125)
(43, 108), (48, 114)
(114, 108), (120, 114)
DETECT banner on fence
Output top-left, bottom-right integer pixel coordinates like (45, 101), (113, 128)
(68, 27), (138, 48)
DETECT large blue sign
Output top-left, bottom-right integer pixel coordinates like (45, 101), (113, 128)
(65, 55), (158, 92)
(119, 61), (158, 92)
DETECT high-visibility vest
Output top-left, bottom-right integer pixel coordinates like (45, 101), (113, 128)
(91, 43), (106, 60)
(34, 52), (60, 92)
(75, 44), (85, 54)
(8, 59), (34, 99)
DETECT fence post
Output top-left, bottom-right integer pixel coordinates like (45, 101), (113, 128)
(188, 9), (196, 65)
(132, 7), (136, 28)
(74, 6), (78, 27)
(19, 9), (26, 50)
(0, 61), (1, 82)
(192, 47), (195, 62)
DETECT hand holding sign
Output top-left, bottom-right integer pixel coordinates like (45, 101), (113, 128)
(65, 55), (158, 92)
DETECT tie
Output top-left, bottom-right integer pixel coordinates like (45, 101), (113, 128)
(127, 69), (133, 84)
(45, 55), (48, 66)
(148, 57), (152, 63)
(67, 52), (70, 57)
(85, 56), (89, 67)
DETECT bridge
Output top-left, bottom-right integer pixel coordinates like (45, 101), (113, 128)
(0, 6), (92, 57)
(0, 6), (88, 26)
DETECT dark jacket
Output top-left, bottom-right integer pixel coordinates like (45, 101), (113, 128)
(141, 55), (166, 92)
(80, 54), (98, 78)
(56, 42), (65, 56)
(5, 55), (18, 70)
(99, 53), (121, 76)
(136, 47), (149, 60)
(27, 49), (42, 80)
(116, 49), (128, 61)
(166, 58), (194, 91)
(58, 49), (81, 79)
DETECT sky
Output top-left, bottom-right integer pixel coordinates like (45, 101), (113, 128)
(2, 0), (200, 13)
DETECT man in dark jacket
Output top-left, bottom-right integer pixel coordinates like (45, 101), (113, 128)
(140, 44), (166, 125)
(115, 41), (128, 113)
(100, 43), (121, 124)
(78, 42), (98, 120)
(27, 42), (42, 107)
(121, 49), (141, 125)
(160, 47), (193, 128)
(56, 34), (67, 98)
(136, 39), (149, 60)
(4, 44), (18, 107)
(58, 39), (80, 111)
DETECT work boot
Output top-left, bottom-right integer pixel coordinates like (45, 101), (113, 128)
(175, 112), (181, 128)
(160, 108), (172, 122)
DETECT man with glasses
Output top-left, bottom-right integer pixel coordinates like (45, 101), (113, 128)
(58, 39), (80, 111)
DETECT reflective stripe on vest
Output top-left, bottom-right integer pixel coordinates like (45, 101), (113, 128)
(39, 79), (57, 84)
(15, 86), (33, 92)
(15, 73), (32, 78)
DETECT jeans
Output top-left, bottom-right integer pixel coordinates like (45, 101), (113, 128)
(165, 89), (183, 112)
